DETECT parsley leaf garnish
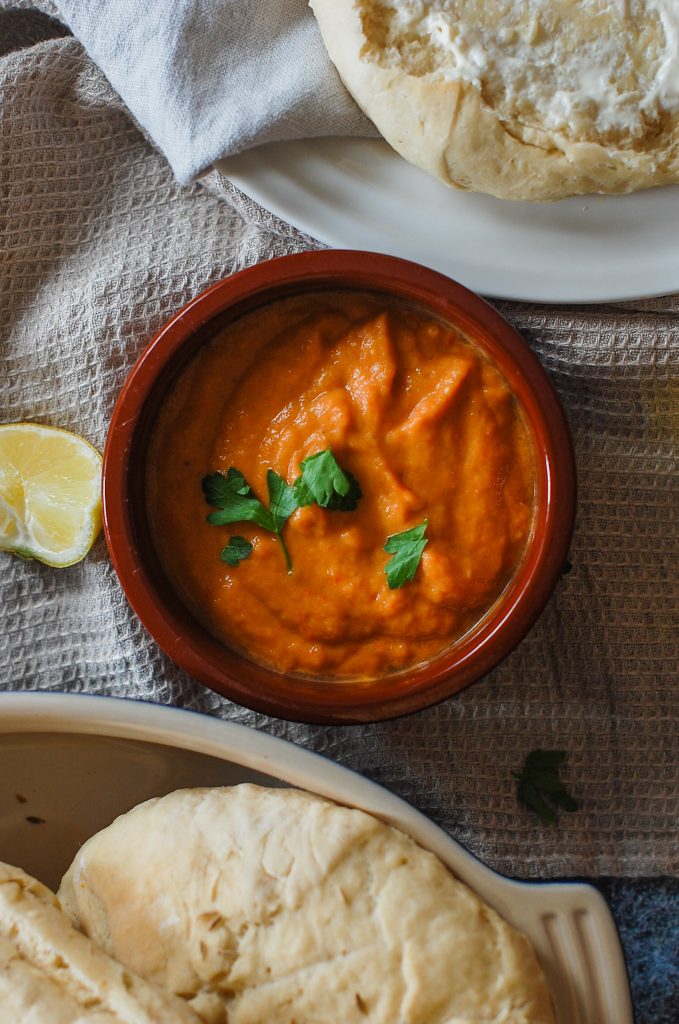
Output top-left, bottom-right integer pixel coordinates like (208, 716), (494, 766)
(293, 448), (362, 512)
(220, 536), (253, 566)
(203, 451), (363, 576)
(203, 469), (294, 573)
(265, 470), (297, 571)
(383, 520), (428, 589)
(203, 468), (274, 532)
(513, 750), (580, 825)
(266, 470), (298, 531)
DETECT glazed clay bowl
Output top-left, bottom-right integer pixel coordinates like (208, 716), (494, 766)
(103, 251), (576, 724)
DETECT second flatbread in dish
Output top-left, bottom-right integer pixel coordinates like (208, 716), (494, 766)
(310, 0), (679, 201)
(58, 785), (555, 1024)
(0, 860), (201, 1024)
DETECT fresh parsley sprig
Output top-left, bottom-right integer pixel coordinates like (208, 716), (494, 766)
(202, 467), (297, 573)
(383, 520), (428, 589)
(513, 750), (580, 825)
(203, 449), (360, 574)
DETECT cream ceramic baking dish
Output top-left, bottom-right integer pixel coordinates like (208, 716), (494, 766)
(0, 693), (632, 1024)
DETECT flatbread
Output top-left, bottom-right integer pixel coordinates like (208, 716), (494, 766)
(310, 0), (679, 200)
(0, 861), (201, 1024)
(58, 785), (555, 1024)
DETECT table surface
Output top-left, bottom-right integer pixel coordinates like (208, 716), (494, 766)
(586, 878), (678, 1023)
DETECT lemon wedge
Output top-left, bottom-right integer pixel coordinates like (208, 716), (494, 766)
(0, 422), (103, 567)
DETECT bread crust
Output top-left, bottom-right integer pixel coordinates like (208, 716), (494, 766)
(310, 0), (679, 201)
(0, 861), (201, 1023)
(59, 785), (555, 1024)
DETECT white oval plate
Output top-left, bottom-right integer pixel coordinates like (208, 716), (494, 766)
(0, 692), (632, 1024)
(217, 138), (679, 304)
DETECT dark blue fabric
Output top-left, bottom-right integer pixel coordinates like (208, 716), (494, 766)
(591, 879), (678, 1023)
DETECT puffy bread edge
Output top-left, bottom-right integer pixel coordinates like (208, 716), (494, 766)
(0, 861), (201, 1024)
(310, 0), (679, 201)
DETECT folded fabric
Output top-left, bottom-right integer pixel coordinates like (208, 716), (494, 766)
(54, 0), (376, 184)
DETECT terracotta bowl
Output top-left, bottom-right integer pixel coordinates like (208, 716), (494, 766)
(103, 251), (576, 724)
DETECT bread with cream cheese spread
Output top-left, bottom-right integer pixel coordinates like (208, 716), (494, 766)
(310, 0), (679, 200)
(0, 861), (202, 1024)
(58, 785), (555, 1024)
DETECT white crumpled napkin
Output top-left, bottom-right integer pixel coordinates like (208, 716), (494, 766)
(53, 0), (375, 183)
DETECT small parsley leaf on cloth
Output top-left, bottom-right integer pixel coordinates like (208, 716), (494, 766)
(383, 520), (428, 589)
(293, 448), (362, 511)
(513, 750), (580, 825)
(220, 536), (253, 566)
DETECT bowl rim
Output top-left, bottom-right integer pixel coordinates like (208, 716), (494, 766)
(103, 251), (576, 724)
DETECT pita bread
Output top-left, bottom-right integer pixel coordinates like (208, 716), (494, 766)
(59, 785), (554, 1023)
(0, 861), (201, 1024)
(310, 0), (679, 200)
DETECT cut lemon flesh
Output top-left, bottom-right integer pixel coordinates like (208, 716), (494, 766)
(0, 423), (102, 567)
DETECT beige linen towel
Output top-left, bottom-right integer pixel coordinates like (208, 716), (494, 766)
(0, 3), (677, 876)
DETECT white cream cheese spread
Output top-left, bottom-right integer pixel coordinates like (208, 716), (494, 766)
(371, 0), (679, 139)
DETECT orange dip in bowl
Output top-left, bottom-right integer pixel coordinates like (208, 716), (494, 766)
(147, 291), (535, 679)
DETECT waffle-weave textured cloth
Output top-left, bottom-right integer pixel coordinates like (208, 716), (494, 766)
(1, 3), (677, 876)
